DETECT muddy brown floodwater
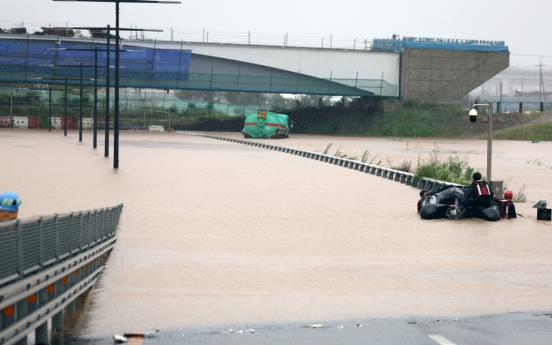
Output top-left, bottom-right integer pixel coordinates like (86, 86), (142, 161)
(1, 129), (551, 336)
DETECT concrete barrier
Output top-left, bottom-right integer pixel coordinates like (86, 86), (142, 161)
(12, 116), (28, 129)
(182, 134), (464, 194)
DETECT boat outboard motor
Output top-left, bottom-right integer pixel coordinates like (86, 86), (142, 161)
(445, 187), (466, 220)
(420, 186), (467, 220)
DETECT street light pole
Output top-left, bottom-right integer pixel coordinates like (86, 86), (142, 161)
(487, 102), (493, 183)
(9, 93), (12, 128)
(115, 1), (120, 169)
(48, 87), (52, 131)
(64, 76), (68, 136)
(94, 47), (98, 148)
(471, 102), (493, 182)
(53, 0), (178, 168)
(106, 25), (111, 158)
(79, 63), (83, 142)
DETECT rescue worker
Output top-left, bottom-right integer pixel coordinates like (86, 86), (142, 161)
(499, 189), (517, 219)
(417, 189), (429, 213)
(0, 191), (22, 222)
(467, 171), (494, 208)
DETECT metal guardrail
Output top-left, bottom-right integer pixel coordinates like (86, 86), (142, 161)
(0, 203), (123, 345)
(183, 133), (463, 192)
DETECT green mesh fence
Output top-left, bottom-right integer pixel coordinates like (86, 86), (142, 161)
(0, 37), (398, 97)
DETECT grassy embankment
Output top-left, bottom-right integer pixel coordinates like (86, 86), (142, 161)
(491, 122), (552, 142)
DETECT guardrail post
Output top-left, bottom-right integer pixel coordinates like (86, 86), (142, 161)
(52, 310), (63, 331)
(16, 220), (23, 279)
(35, 288), (48, 345)
(394, 172), (401, 182)
(65, 273), (75, 311)
(15, 298), (28, 345)
(2, 304), (16, 330)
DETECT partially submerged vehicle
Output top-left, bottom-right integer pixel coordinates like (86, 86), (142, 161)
(420, 185), (500, 221)
(242, 110), (290, 139)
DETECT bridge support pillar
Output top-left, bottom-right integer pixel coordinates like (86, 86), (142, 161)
(52, 310), (64, 331)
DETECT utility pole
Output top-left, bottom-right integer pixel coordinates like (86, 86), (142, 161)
(534, 58), (548, 104)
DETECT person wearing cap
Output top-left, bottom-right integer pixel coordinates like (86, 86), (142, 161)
(467, 171), (494, 208)
(0, 191), (22, 222)
(417, 189), (429, 213)
(499, 190), (517, 219)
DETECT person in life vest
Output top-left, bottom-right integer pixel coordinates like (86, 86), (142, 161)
(417, 189), (429, 213)
(0, 191), (22, 222)
(499, 190), (517, 219)
(468, 171), (494, 208)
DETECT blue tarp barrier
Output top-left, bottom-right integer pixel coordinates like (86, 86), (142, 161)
(0, 39), (191, 88)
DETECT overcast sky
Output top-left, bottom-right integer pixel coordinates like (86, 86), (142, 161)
(1, 0), (551, 67)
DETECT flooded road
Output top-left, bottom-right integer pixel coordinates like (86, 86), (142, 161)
(1, 129), (551, 336)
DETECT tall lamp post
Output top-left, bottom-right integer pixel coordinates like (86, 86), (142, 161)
(468, 102), (494, 182)
(61, 26), (162, 153)
(53, 0), (179, 169)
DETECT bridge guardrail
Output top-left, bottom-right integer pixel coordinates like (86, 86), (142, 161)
(0, 204), (123, 345)
(0, 204), (123, 288)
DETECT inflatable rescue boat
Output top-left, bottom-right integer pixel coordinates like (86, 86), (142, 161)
(420, 185), (500, 221)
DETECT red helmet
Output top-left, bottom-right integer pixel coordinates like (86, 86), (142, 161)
(504, 190), (513, 199)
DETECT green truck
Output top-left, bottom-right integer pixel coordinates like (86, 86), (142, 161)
(242, 110), (290, 139)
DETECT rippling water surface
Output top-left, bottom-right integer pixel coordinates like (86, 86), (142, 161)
(1, 129), (551, 336)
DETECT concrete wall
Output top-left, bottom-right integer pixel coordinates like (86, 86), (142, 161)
(400, 48), (509, 101)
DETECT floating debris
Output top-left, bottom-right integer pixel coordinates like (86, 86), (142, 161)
(303, 324), (324, 328)
(113, 334), (127, 343)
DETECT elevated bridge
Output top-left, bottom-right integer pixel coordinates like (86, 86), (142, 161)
(0, 34), (509, 101)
